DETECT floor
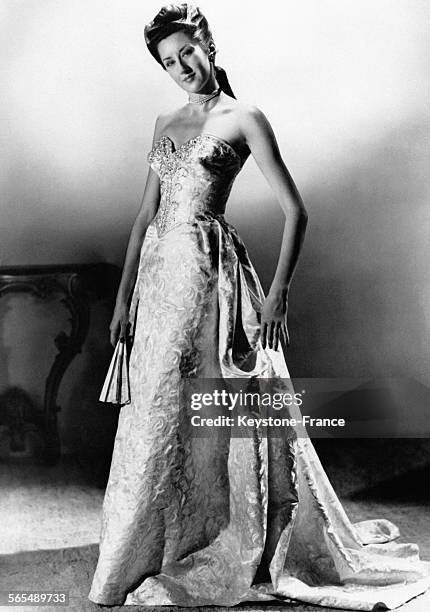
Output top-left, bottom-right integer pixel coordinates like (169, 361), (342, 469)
(1, 454), (430, 612)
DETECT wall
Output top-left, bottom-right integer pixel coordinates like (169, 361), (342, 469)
(1, 0), (429, 457)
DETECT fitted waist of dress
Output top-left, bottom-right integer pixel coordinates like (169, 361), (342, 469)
(150, 208), (227, 239)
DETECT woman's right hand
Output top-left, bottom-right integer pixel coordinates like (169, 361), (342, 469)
(109, 301), (130, 347)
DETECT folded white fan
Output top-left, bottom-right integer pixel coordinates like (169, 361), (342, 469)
(99, 340), (131, 406)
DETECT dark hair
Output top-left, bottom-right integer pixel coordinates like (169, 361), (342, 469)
(144, 3), (236, 99)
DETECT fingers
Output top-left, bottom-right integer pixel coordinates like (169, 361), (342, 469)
(261, 321), (278, 350)
(109, 320), (124, 348)
(110, 323), (119, 348)
(261, 321), (290, 351)
(273, 321), (281, 351)
(119, 320), (129, 343)
(285, 324), (290, 347)
(268, 322), (275, 349)
(260, 321), (268, 349)
(280, 323), (287, 346)
(280, 322), (290, 347)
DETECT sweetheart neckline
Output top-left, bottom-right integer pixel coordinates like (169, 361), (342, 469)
(154, 133), (243, 165)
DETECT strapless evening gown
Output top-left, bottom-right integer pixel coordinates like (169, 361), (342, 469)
(88, 133), (430, 609)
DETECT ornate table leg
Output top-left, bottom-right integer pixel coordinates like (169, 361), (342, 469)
(43, 273), (90, 464)
(0, 269), (91, 464)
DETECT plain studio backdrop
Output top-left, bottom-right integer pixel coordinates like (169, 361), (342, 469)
(1, 0), (430, 456)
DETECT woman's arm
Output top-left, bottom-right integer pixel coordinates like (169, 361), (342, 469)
(239, 105), (308, 351)
(109, 115), (164, 346)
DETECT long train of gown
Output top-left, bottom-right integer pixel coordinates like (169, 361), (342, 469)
(88, 133), (430, 609)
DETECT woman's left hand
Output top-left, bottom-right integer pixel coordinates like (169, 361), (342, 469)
(260, 290), (290, 350)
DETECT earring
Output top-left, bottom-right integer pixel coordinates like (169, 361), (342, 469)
(208, 44), (216, 63)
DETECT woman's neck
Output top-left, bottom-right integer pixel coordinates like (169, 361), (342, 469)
(188, 85), (220, 105)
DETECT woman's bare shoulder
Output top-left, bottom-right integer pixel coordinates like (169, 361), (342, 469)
(221, 100), (271, 146)
(232, 100), (267, 123)
(153, 109), (175, 130)
(231, 102), (275, 142)
(154, 106), (189, 133)
(220, 98), (265, 127)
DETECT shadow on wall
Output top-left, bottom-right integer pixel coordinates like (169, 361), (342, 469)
(246, 117), (430, 383)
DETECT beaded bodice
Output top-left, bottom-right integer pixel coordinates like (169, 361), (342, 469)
(147, 133), (244, 237)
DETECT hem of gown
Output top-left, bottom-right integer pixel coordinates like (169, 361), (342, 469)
(88, 594), (125, 606)
(88, 569), (430, 610)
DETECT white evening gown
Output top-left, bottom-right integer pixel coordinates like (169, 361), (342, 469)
(88, 133), (430, 610)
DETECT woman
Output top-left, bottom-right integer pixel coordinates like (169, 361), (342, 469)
(89, 4), (430, 609)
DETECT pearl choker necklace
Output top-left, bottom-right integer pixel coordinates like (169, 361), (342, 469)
(188, 86), (221, 105)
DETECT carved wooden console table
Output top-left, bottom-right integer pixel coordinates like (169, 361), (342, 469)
(0, 263), (120, 464)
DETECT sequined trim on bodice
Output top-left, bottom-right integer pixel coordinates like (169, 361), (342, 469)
(147, 134), (244, 237)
